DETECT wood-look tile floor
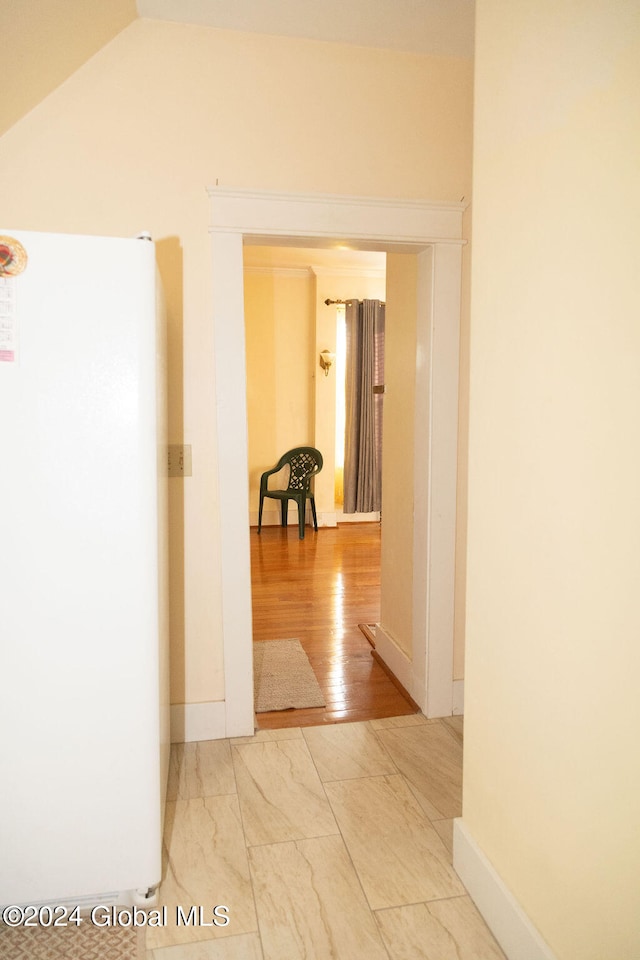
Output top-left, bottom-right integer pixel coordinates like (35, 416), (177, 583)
(146, 715), (506, 960)
(250, 523), (417, 728)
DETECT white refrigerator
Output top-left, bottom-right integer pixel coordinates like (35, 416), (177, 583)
(0, 229), (170, 911)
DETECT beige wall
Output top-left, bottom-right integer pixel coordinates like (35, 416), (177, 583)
(0, 17), (472, 708)
(453, 205), (472, 681)
(464, 1), (640, 957)
(244, 268), (315, 521)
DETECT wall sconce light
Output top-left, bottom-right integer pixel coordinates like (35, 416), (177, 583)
(319, 350), (336, 377)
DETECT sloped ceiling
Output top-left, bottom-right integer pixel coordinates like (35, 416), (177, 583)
(137, 0), (475, 58)
(0, 0), (138, 137)
(0, 0), (474, 137)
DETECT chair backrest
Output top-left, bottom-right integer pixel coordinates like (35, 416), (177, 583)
(283, 447), (323, 492)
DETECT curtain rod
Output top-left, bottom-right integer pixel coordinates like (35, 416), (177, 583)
(324, 298), (386, 306)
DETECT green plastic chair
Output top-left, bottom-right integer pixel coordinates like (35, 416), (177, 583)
(257, 447), (323, 539)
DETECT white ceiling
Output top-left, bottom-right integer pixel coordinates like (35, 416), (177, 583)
(136, 0), (475, 58)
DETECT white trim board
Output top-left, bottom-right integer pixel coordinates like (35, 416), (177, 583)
(210, 188), (466, 245)
(208, 187), (465, 736)
(453, 679), (464, 715)
(251, 501), (333, 529)
(170, 700), (227, 743)
(244, 265), (312, 277)
(374, 624), (464, 718)
(453, 819), (558, 960)
(373, 623), (424, 709)
(335, 510), (380, 523)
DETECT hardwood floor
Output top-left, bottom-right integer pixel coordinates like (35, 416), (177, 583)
(250, 522), (418, 728)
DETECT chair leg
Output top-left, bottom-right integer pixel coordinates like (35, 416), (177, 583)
(258, 493), (264, 533)
(298, 496), (305, 539)
(310, 495), (318, 531)
(281, 500), (289, 527)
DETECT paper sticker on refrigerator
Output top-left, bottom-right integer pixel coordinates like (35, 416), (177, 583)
(0, 277), (17, 363)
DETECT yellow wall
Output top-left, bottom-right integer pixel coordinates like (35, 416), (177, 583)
(380, 253), (418, 658)
(244, 268), (315, 520)
(0, 17), (472, 708)
(464, 1), (640, 957)
(244, 257), (386, 525)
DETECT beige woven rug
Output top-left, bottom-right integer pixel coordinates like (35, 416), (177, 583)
(0, 924), (142, 960)
(254, 639), (326, 712)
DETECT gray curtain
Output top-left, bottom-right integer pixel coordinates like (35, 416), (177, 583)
(343, 299), (385, 514)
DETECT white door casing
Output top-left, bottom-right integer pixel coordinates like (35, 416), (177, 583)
(208, 188), (464, 737)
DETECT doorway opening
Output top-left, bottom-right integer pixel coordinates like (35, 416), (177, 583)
(209, 187), (464, 739)
(243, 245), (404, 727)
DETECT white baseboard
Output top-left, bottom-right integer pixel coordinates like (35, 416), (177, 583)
(453, 819), (557, 960)
(373, 624), (425, 710)
(250, 507), (336, 528)
(453, 679), (464, 715)
(336, 510), (381, 523)
(318, 511), (338, 527)
(373, 625), (465, 717)
(251, 509), (380, 528)
(170, 700), (227, 743)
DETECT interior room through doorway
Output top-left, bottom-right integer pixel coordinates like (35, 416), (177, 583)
(243, 244), (408, 727)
